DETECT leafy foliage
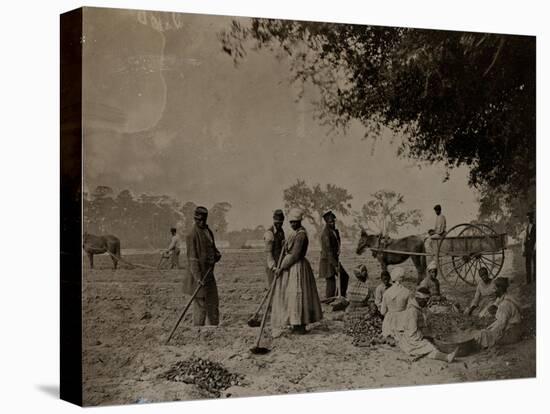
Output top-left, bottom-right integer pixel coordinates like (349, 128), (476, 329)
(84, 186), (232, 248)
(220, 20), (536, 220)
(283, 179), (353, 235)
(354, 189), (423, 236)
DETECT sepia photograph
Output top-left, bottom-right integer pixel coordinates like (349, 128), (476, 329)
(61, 5), (535, 407)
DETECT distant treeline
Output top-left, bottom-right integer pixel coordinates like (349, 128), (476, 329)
(83, 186), (233, 249)
(83, 185), (361, 249)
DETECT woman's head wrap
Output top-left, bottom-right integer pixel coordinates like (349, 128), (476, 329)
(390, 267), (405, 282)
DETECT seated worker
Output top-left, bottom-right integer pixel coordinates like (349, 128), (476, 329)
(380, 267), (411, 337)
(346, 264), (370, 310)
(419, 261), (442, 300)
(475, 277), (523, 348)
(374, 270), (392, 312)
(464, 267), (497, 317)
(392, 287), (458, 363)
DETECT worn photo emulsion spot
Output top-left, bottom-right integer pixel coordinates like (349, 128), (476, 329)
(60, 6), (536, 407)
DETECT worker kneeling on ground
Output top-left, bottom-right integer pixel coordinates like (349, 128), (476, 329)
(475, 277), (523, 348)
(419, 261), (442, 301)
(380, 267), (410, 338)
(346, 264), (371, 311)
(392, 287), (458, 363)
(464, 267), (496, 317)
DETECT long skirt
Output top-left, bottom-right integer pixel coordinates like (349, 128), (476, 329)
(271, 258), (323, 328)
(393, 331), (437, 357)
(382, 311), (400, 337)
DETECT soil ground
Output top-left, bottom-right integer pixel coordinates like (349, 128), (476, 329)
(82, 246), (536, 406)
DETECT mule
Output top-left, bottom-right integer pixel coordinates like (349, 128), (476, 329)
(356, 229), (427, 284)
(83, 232), (121, 269)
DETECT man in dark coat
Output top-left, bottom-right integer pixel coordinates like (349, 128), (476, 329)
(319, 210), (349, 299)
(263, 209), (286, 287)
(184, 206), (222, 326)
(524, 210), (536, 284)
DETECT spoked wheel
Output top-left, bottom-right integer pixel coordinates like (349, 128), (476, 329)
(436, 223), (505, 288)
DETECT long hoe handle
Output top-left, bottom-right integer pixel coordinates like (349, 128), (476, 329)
(250, 244), (286, 321)
(165, 267), (213, 345)
(252, 241), (287, 349)
(253, 275), (278, 350)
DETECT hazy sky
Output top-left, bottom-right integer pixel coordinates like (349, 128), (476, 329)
(82, 7), (480, 233)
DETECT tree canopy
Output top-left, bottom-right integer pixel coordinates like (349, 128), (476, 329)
(354, 189), (423, 236)
(220, 20), (536, 218)
(283, 179), (353, 235)
(84, 187), (233, 248)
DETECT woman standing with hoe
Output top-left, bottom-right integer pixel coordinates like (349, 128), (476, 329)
(271, 208), (323, 335)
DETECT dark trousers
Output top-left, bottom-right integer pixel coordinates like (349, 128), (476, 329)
(525, 251), (536, 284)
(325, 264), (349, 298)
(192, 278), (220, 326)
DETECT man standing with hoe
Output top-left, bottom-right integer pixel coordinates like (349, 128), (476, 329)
(263, 209), (286, 288)
(184, 206), (222, 326)
(319, 210), (349, 301)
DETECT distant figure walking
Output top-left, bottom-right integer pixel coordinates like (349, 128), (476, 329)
(271, 208), (323, 334)
(83, 232), (121, 269)
(263, 209), (286, 287)
(184, 206), (222, 326)
(166, 227), (181, 269)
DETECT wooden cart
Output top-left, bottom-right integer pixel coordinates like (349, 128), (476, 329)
(434, 223), (507, 287)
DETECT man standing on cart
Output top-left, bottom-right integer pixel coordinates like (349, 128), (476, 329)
(426, 204), (447, 263)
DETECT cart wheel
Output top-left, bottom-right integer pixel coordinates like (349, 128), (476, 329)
(475, 223), (506, 279)
(436, 223), (505, 288)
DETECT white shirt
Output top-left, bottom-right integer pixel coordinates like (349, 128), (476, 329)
(434, 214), (446, 235)
(168, 234), (181, 250)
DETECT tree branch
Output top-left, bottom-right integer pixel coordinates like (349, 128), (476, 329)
(483, 37), (505, 78)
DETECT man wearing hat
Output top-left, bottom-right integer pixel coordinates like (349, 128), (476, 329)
(263, 209), (286, 287)
(475, 277), (523, 348)
(523, 210), (536, 284)
(319, 210), (349, 300)
(184, 206), (222, 326)
(419, 261), (441, 299)
(392, 286), (458, 363)
(165, 227), (181, 269)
